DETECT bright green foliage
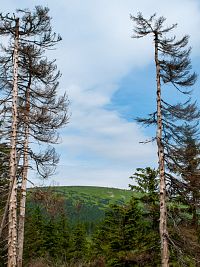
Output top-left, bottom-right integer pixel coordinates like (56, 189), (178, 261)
(129, 167), (159, 203)
(69, 224), (88, 260)
(28, 186), (133, 228)
(0, 143), (11, 266)
(23, 182), (200, 266)
(57, 186), (133, 203)
(129, 167), (200, 265)
(92, 198), (160, 266)
(130, 167), (159, 229)
(167, 124), (200, 226)
(56, 213), (71, 261)
(23, 201), (88, 264)
(129, 168), (158, 194)
(0, 143), (10, 209)
(24, 206), (47, 259)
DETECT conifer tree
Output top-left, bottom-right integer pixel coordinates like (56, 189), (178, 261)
(0, 143), (10, 233)
(0, 143), (10, 265)
(167, 123), (200, 227)
(129, 167), (158, 197)
(23, 191), (70, 263)
(131, 13), (197, 267)
(70, 224), (87, 261)
(129, 167), (159, 229)
(92, 199), (160, 266)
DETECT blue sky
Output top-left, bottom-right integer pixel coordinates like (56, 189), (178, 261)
(2, 0), (200, 188)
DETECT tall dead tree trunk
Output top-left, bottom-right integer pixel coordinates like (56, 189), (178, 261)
(154, 33), (169, 267)
(131, 12), (197, 267)
(17, 77), (31, 267)
(0, 7), (69, 266)
(8, 18), (19, 267)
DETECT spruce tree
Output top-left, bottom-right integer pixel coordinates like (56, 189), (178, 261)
(69, 224), (88, 262)
(92, 199), (160, 266)
(129, 167), (159, 229)
(167, 123), (200, 227)
(0, 143), (10, 266)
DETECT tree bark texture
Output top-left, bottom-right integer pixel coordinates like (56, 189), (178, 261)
(8, 18), (19, 267)
(154, 34), (169, 267)
(0, 155), (20, 240)
(17, 78), (31, 267)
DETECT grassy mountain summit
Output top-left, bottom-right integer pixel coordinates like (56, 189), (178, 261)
(56, 185), (133, 204)
(28, 186), (134, 231)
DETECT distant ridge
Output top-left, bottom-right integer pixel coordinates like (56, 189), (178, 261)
(28, 186), (134, 227)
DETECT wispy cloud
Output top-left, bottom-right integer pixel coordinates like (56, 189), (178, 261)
(2, 0), (200, 188)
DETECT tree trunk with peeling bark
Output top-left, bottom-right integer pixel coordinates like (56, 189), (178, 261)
(17, 78), (31, 267)
(0, 8), (68, 266)
(154, 34), (169, 267)
(8, 18), (19, 267)
(131, 12), (197, 267)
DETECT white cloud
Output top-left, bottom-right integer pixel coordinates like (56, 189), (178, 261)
(62, 107), (156, 162)
(54, 0), (200, 188)
(54, 0), (200, 88)
(2, 0), (200, 188)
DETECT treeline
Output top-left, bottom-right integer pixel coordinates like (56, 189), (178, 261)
(5, 167), (198, 267)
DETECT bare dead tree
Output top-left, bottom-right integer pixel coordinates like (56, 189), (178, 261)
(0, 6), (69, 267)
(1, 17), (20, 267)
(131, 13), (197, 267)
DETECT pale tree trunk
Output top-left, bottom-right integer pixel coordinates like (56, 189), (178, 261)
(8, 18), (19, 267)
(154, 34), (169, 267)
(17, 78), (31, 267)
(0, 155), (20, 240)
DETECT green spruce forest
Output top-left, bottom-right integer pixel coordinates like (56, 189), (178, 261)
(0, 5), (200, 267)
